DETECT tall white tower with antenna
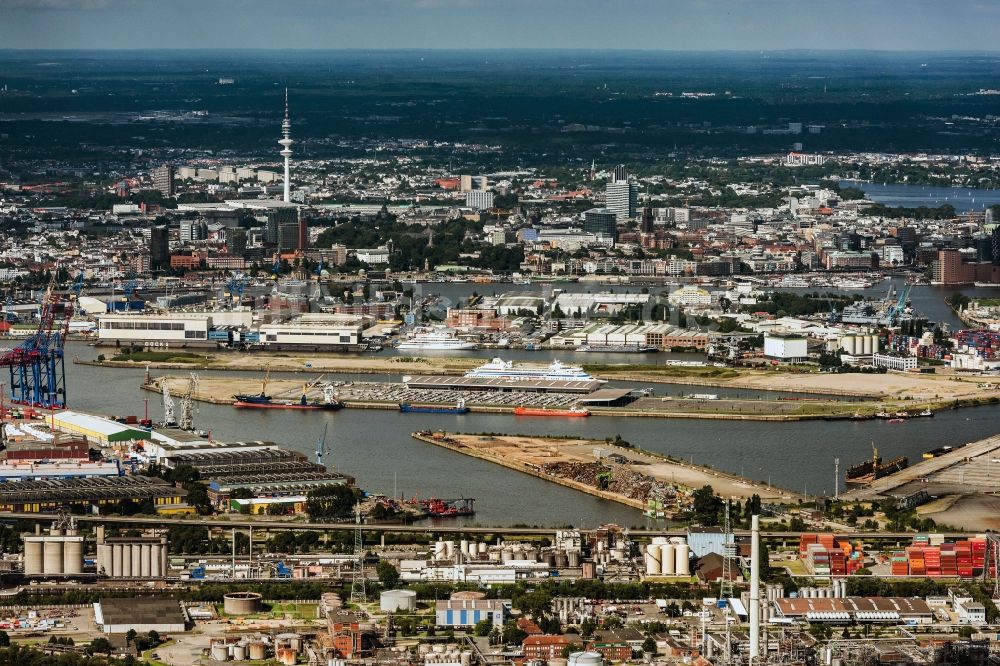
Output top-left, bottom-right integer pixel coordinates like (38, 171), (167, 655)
(279, 88), (293, 203)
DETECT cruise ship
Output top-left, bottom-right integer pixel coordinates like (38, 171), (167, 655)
(396, 327), (478, 351)
(465, 358), (604, 382)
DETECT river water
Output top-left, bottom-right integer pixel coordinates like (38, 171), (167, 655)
(842, 181), (1000, 213)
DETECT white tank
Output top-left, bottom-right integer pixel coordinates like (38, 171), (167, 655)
(652, 536), (668, 545)
(211, 642), (230, 661)
(661, 544), (676, 575)
(64, 538), (83, 575)
(501, 548), (513, 562)
(131, 545), (141, 577)
(112, 544), (123, 577)
(644, 544), (661, 576)
(121, 545), (132, 577)
(568, 651), (603, 666)
(151, 545), (162, 578)
(459, 540), (469, 556)
(233, 645), (246, 661)
(24, 540), (43, 576)
(869, 334), (879, 354)
(140, 543), (152, 578)
(477, 542), (487, 554)
(434, 541), (446, 559)
(862, 335), (873, 355)
(674, 543), (690, 576)
(43, 540), (63, 575)
(841, 336), (856, 355)
(444, 541), (456, 558)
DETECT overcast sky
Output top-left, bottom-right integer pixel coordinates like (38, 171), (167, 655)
(1, 0), (998, 51)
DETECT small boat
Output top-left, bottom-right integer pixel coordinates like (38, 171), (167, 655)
(918, 408), (934, 418)
(887, 418), (906, 424)
(513, 406), (590, 417)
(851, 412), (870, 421)
(400, 399), (469, 414)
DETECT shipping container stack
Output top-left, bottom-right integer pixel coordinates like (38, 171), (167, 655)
(907, 546), (925, 577)
(799, 534), (865, 576)
(890, 551), (908, 577)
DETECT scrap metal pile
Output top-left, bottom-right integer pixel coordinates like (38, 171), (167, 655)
(541, 461), (679, 503)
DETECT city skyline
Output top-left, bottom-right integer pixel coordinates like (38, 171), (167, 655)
(1, 0), (999, 51)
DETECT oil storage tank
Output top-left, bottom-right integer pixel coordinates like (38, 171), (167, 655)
(380, 589), (417, 613)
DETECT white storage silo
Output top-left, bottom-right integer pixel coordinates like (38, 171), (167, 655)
(861, 335), (872, 355)
(477, 542), (487, 555)
(63, 536), (84, 575)
(140, 543), (152, 578)
(111, 544), (123, 577)
(445, 541), (456, 558)
(433, 541), (446, 559)
(674, 542), (690, 576)
(568, 651), (604, 666)
(869, 334), (879, 354)
(841, 336), (856, 355)
(131, 544), (141, 577)
(661, 544), (676, 575)
(43, 540), (63, 575)
(644, 544), (661, 576)
(24, 539), (43, 576)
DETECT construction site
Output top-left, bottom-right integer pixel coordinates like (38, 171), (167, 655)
(410, 431), (800, 516)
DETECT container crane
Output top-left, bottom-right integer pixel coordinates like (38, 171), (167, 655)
(178, 373), (199, 431)
(226, 272), (248, 308)
(162, 381), (176, 426)
(0, 272), (71, 408)
(315, 423), (329, 467)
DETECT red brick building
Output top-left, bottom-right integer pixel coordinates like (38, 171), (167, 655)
(522, 635), (570, 661)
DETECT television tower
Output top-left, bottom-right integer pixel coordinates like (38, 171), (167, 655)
(279, 88), (293, 203)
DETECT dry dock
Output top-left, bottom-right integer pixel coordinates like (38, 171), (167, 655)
(411, 431), (800, 513)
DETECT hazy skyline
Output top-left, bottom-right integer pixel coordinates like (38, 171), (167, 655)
(1, 0), (999, 51)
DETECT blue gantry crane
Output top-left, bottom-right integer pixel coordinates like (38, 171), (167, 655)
(0, 275), (71, 408)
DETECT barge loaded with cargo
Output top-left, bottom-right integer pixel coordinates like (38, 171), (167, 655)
(845, 443), (908, 486)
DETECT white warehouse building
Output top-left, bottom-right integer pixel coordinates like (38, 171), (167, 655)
(763, 334), (808, 362)
(258, 313), (371, 349)
(96, 311), (253, 345)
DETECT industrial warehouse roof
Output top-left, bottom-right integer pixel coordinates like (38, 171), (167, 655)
(775, 597), (932, 618)
(96, 597), (187, 629)
(575, 389), (636, 406)
(0, 475), (184, 503)
(52, 411), (149, 443)
(404, 375), (603, 394)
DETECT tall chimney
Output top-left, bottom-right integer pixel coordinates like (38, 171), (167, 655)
(749, 514), (761, 662)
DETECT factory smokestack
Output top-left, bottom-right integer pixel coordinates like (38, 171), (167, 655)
(750, 514), (761, 662)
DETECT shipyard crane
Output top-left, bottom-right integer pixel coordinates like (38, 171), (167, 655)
(315, 423), (329, 467)
(162, 381), (176, 426)
(300, 374), (325, 402)
(178, 373), (199, 431)
(0, 272), (72, 408)
(71, 273), (85, 300)
(226, 272), (248, 308)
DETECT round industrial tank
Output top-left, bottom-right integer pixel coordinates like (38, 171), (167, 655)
(111, 544), (123, 578)
(121, 545), (132, 578)
(477, 542), (487, 555)
(661, 544), (676, 575)
(644, 544), (661, 576)
(842, 336), (857, 355)
(544, 552), (556, 567)
(63, 538), (83, 575)
(651, 536), (668, 545)
(380, 589), (417, 613)
(869, 334), (880, 354)
(211, 642), (230, 662)
(862, 335), (873, 355)
(444, 541), (456, 558)
(554, 551), (569, 567)
(24, 539), (43, 576)
(487, 551), (500, 563)
(43, 540), (63, 575)
(451, 591), (486, 601)
(130, 545), (141, 578)
(568, 651), (604, 666)
(500, 548), (513, 563)
(567, 550), (580, 567)
(674, 543), (690, 576)
(433, 541), (446, 559)
(248, 642), (267, 660)
(459, 540), (469, 556)
(232, 644), (247, 661)
(140, 543), (152, 578)
(224, 592), (263, 615)
(276, 647), (297, 666)
(150, 544), (162, 577)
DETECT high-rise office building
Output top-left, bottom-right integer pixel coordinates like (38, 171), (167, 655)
(298, 216), (309, 252)
(466, 190), (495, 210)
(149, 225), (170, 271)
(265, 207), (298, 246)
(278, 222), (300, 252)
(152, 165), (175, 197)
(225, 228), (248, 256)
(583, 208), (618, 246)
(179, 220), (207, 243)
(640, 207), (655, 234)
(606, 165), (637, 220)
